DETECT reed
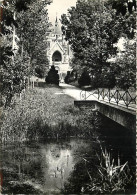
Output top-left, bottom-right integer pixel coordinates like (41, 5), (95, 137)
(1, 85), (100, 143)
(85, 140), (134, 194)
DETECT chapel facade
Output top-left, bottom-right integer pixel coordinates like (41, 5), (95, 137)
(46, 17), (72, 81)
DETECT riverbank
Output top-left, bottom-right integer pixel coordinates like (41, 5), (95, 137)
(1, 84), (100, 143)
(0, 84), (135, 194)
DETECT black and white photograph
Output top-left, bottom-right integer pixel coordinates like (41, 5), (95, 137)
(0, 0), (136, 194)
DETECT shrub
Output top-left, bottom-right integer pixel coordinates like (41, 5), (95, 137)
(1, 86), (101, 143)
(78, 70), (91, 87)
(64, 71), (77, 84)
(91, 73), (116, 89)
(46, 65), (59, 85)
(64, 71), (71, 84)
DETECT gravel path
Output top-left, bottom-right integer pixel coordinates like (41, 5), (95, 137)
(59, 83), (135, 111)
(59, 83), (98, 101)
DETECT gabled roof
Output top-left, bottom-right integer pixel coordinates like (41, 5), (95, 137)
(49, 41), (65, 53)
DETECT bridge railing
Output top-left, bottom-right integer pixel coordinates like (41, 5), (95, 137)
(80, 88), (136, 109)
(98, 88), (136, 109)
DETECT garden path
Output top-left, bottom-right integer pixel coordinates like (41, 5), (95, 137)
(59, 83), (136, 111)
(59, 83), (98, 101)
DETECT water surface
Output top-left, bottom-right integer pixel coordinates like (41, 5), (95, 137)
(1, 138), (93, 193)
(1, 130), (135, 194)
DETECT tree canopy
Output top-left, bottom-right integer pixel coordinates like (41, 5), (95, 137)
(0, 0), (51, 106)
(108, 0), (136, 15)
(61, 0), (136, 89)
(114, 40), (136, 89)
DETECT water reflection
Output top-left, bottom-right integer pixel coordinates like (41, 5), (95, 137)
(41, 143), (73, 192)
(1, 139), (92, 194)
(1, 131), (135, 194)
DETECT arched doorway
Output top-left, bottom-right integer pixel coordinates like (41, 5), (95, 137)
(52, 51), (62, 62)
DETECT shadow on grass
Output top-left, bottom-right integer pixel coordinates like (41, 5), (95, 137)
(37, 82), (60, 89)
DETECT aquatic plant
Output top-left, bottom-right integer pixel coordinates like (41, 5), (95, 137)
(85, 142), (134, 194)
(62, 138), (135, 194)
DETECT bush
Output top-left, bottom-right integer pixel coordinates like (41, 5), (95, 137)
(91, 73), (116, 89)
(64, 71), (77, 84)
(1, 86), (101, 143)
(64, 71), (71, 84)
(35, 67), (45, 78)
(46, 65), (59, 85)
(78, 70), (91, 87)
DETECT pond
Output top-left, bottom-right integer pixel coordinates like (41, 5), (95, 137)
(1, 131), (136, 194)
(1, 138), (94, 194)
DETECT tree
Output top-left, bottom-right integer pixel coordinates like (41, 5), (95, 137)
(0, 0), (32, 106)
(61, 0), (136, 89)
(114, 40), (136, 89)
(16, 0), (51, 78)
(0, 0), (51, 106)
(108, 0), (136, 15)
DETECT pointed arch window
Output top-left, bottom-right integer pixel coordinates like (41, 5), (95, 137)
(52, 51), (62, 62)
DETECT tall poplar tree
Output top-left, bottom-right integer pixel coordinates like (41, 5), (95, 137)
(0, 0), (51, 106)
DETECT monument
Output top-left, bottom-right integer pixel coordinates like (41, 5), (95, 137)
(46, 17), (72, 81)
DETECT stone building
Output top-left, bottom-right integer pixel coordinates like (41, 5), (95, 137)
(46, 17), (72, 81)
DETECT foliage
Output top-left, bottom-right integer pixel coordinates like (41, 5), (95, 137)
(0, 1), (28, 105)
(114, 40), (136, 89)
(16, 0), (50, 78)
(61, 1), (121, 76)
(46, 66), (59, 85)
(64, 70), (77, 84)
(61, 0), (136, 89)
(0, 0), (50, 106)
(86, 143), (134, 194)
(91, 64), (116, 89)
(1, 85), (101, 142)
(78, 70), (91, 87)
(108, 0), (136, 15)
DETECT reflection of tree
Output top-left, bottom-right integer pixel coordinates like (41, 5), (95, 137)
(50, 145), (61, 158)
(2, 143), (45, 193)
(47, 147), (71, 174)
(63, 160), (91, 193)
(43, 143), (74, 191)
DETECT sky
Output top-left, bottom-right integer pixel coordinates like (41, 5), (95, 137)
(47, 0), (77, 25)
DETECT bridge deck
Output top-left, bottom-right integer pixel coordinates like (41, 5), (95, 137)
(60, 83), (136, 113)
(80, 90), (136, 112)
(74, 100), (136, 132)
(60, 83), (136, 132)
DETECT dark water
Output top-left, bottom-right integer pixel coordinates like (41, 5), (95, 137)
(1, 139), (94, 194)
(100, 115), (136, 167)
(1, 124), (136, 194)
